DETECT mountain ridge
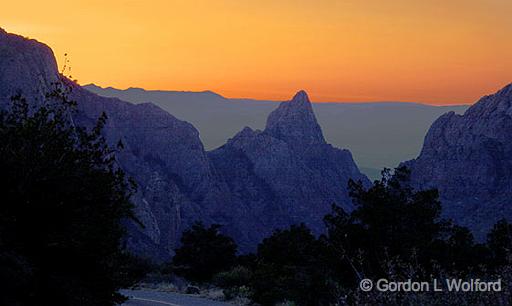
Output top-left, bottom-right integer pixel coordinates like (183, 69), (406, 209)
(208, 92), (368, 235)
(405, 82), (512, 239)
(0, 29), (368, 260)
(85, 84), (469, 178)
(84, 83), (470, 106)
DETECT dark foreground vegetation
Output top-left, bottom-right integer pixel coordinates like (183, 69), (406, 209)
(0, 87), (144, 306)
(1, 87), (511, 305)
(167, 168), (512, 305)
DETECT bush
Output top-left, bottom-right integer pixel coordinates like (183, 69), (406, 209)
(250, 224), (338, 306)
(213, 266), (252, 289)
(488, 219), (512, 268)
(323, 166), (493, 282)
(0, 87), (139, 305)
(172, 222), (237, 283)
(222, 285), (251, 300)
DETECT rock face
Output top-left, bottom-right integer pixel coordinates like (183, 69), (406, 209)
(0, 28), (224, 260)
(405, 84), (512, 238)
(210, 91), (369, 241)
(85, 83), (469, 180)
(0, 29), (60, 105)
(265, 90), (326, 149)
(0, 29), (368, 260)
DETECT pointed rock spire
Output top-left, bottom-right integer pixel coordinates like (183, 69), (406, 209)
(290, 90), (310, 106)
(265, 90), (325, 147)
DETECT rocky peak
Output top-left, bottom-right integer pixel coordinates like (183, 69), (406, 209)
(224, 126), (261, 148)
(0, 29), (220, 260)
(234, 126), (257, 138)
(0, 28), (369, 259)
(464, 83), (512, 119)
(0, 30), (60, 106)
(289, 90), (310, 106)
(265, 90), (325, 147)
(406, 82), (512, 239)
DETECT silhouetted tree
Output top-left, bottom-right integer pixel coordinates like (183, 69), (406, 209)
(251, 224), (336, 306)
(164, 165), (512, 305)
(323, 166), (495, 283)
(324, 167), (448, 278)
(172, 222), (237, 283)
(488, 219), (512, 268)
(0, 87), (138, 306)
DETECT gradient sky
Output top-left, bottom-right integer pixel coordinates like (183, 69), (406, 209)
(2, 0), (512, 104)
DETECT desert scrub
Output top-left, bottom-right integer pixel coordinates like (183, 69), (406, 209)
(213, 266), (253, 301)
(213, 266), (252, 288)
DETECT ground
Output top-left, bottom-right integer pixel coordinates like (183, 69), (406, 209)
(120, 289), (232, 306)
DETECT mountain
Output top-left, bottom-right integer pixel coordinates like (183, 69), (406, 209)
(85, 84), (468, 179)
(405, 84), (512, 239)
(0, 29), (60, 104)
(0, 28), (226, 260)
(209, 91), (368, 237)
(265, 90), (325, 148)
(0, 28), (367, 260)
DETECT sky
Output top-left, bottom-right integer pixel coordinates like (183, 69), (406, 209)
(2, 0), (512, 105)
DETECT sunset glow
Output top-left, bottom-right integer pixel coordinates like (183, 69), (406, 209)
(2, 0), (512, 104)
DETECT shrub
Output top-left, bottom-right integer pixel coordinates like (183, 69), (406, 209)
(0, 87), (139, 305)
(213, 266), (252, 289)
(172, 222), (237, 283)
(250, 224), (338, 306)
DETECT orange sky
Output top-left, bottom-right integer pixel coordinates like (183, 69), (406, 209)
(2, 0), (512, 104)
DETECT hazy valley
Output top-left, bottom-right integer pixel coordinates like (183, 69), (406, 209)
(84, 84), (468, 180)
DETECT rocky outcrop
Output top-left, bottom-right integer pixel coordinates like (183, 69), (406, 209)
(86, 83), (469, 180)
(0, 29), (368, 260)
(265, 90), (326, 149)
(0, 28), (59, 105)
(0, 29), (221, 260)
(210, 91), (369, 238)
(405, 84), (512, 238)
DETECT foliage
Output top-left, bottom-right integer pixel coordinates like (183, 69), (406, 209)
(213, 265), (252, 289)
(321, 166), (508, 304)
(0, 86), (139, 306)
(250, 224), (338, 306)
(213, 263), (254, 302)
(165, 166), (512, 305)
(221, 285), (251, 301)
(323, 166), (492, 281)
(488, 219), (512, 268)
(172, 222), (237, 283)
(248, 167), (511, 304)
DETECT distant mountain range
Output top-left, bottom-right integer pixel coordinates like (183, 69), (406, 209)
(84, 84), (468, 179)
(0, 29), (367, 260)
(3, 27), (511, 262)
